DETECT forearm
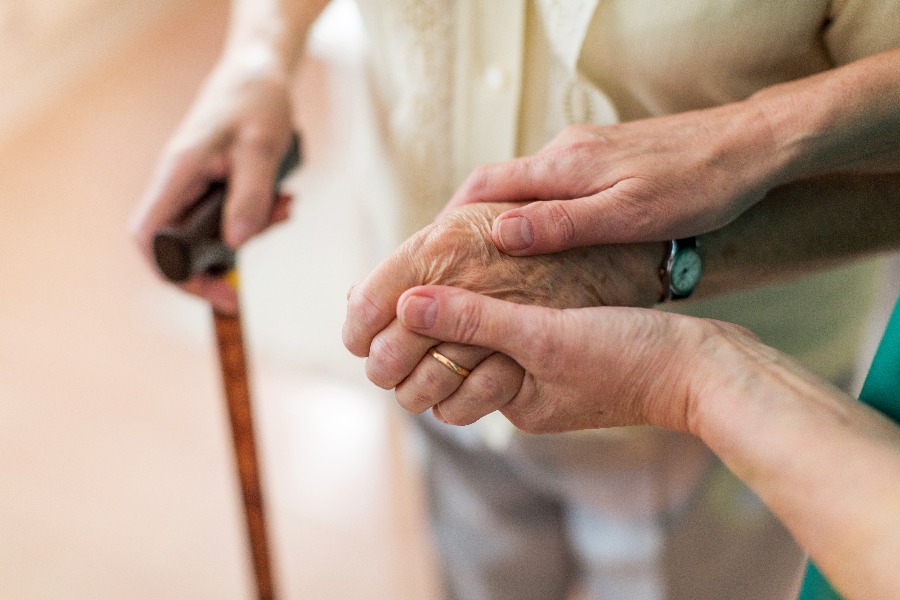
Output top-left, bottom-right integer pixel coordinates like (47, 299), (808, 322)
(694, 48), (900, 296)
(222, 0), (331, 76)
(751, 46), (900, 183)
(695, 172), (900, 298)
(690, 334), (900, 600)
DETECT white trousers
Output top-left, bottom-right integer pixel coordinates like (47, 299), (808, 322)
(414, 416), (805, 600)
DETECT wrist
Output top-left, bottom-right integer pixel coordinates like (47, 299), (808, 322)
(743, 52), (900, 185)
(709, 97), (791, 198)
(744, 82), (831, 187)
(219, 22), (296, 85)
(223, 2), (320, 77)
(680, 330), (765, 463)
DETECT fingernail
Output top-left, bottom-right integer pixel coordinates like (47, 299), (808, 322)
(496, 216), (533, 251)
(401, 294), (437, 329)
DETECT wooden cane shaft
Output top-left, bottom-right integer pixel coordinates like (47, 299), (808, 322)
(213, 309), (276, 600)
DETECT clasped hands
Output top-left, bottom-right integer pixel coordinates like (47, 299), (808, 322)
(343, 201), (678, 430)
(343, 107), (786, 430)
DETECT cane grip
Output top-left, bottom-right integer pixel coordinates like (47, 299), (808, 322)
(152, 132), (301, 282)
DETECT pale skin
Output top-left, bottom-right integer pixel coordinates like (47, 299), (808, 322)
(342, 202), (665, 422)
(130, 5), (900, 319)
(129, 7), (900, 595)
(345, 47), (900, 414)
(344, 169), (900, 423)
(390, 284), (900, 600)
(130, 0), (329, 313)
(442, 47), (900, 255)
(340, 49), (900, 597)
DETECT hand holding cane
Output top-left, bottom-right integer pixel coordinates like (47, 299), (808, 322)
(151, 134), (301, 600)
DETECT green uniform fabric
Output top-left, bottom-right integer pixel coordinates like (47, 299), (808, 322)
(799, 294), (900, 600)
(859, 296), (900, 422)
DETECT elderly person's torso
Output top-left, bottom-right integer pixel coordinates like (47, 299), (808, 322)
(352, 0), (898, 387)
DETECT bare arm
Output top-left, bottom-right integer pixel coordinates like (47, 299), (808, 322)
(692, 326), (900, 600)
(754, 47), (900, 181)
(130, 0), (330, 312)
(695, 172), (900, 299)
(223, 0), (330, 75)
(392, 285), (900, 600)
(443, 47), (900, 267)
(698, 45), (900, 295)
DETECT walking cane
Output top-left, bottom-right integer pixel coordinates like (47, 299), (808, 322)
(151, 134), (301, 600)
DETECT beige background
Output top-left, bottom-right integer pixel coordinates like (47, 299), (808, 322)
(0, 1), (439, 598)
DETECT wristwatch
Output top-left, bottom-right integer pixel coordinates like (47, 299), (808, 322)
(659, 237), (703, 302)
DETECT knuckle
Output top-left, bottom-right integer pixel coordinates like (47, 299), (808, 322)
(563, 123), (594, 139)
(347, 287), (387, 332)
(510, 156), (536, 182)
(463, 165), (494, 200)
(394, 387), (433, 414)
(468, 370), (505, 404)
(236, 127), (281, 160)
(438, 404), (474, 427)
(365, 336), (406, 388)
(452, 301), (483, 345)
(552, 124), (589, 147)
(543, 202), (578, 246)
(397, 367), (452, 413)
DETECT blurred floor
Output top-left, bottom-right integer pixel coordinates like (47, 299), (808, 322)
(0, 1), (439, 598)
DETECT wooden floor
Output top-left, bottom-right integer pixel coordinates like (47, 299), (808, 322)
(0, 2), (439, 598)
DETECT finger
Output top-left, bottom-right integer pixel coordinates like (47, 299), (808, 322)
(130, 148), (227, 259)
(343, 246), (423, 357)
(396, 286), (557, 371)
(131, 147), (238, 308)
(268, 192), (293, 226)
(442, 155), (560, 214)
(433, 352), (525, 426)
(223, 129), (287, 248)
(490, 182), (665, 255)
(365, 319), (437, 389)
(394, 344), (493, 414)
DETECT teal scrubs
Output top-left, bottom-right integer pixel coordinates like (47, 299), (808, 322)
(799, 295), (900, 600)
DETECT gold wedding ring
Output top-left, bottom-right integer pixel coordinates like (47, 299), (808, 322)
(429, 347), (471, 378)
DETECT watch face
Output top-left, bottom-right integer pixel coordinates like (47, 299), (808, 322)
(670, 248), (703, 296)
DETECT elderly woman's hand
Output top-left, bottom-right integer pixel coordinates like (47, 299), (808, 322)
(342, 202), (666, 424)
(130, 60), (296, 313)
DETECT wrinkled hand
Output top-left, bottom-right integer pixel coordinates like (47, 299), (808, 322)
(444, 104), (780, 255)
(343, 202), (665, 424)
(130, 61), (295, 313)
(395, 284), (758, 434)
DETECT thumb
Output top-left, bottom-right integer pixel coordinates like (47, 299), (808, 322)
(396, 286), (555, 370)
(491, 183), (665, 255)
(223, 133), (287, 248)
